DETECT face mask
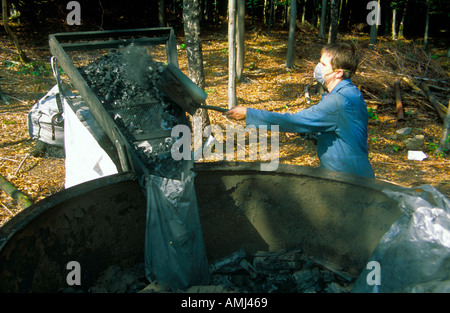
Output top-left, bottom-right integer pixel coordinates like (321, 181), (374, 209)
(314, 62), (335, 85)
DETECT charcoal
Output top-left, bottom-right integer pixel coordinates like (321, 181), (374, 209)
(293, 269), (319, 292)
(238, 259), (257, 279)
(78, 44), (187, 178)
(89, 263), (147, 293)
(324, 282), (349, 293)
(204, 248), (353, 293)
(308, 257), (353, 282)
(253, 249), (305, 272)
(209, 248), (247, 273)
(86, 248), (353, 293)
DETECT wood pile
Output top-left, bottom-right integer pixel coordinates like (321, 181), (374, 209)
(356, 42), (449, 155)
(357, 43), (448, 121)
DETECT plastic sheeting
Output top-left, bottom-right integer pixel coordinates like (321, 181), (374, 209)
(27, 84), (65, 148)
(352, 184), (450, 293)
(143, 169), (210, 290)
(63, 97), (118, 188)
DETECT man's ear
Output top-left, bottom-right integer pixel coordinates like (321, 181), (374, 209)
(335, 69), (344, 79)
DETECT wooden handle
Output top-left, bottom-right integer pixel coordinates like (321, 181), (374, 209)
(200, 105), (229, 113)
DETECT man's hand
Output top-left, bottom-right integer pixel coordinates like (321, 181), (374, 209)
(224, 106), (247, 120)
(285, 132), (296, 138)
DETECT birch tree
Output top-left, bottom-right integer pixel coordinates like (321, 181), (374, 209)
(392, 5), (398, 40)
(236, 0), (245, 81)
(183, 0), (210, 126)
(228, 0), (237, 109)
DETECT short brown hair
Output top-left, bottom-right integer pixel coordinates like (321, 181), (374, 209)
(321, 42), (359, 79)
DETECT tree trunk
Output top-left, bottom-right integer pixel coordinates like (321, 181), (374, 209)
(391, 8), (397, 40)
(236, 0), (245, 80)
(250, 0), (255, 25)
(328, 0), (339, 44)
(339, 0), (350, 30)
(301, 0), (307, 24)
(394, 79), (404, 120)
(369, 0), (380, 50)
(2, 0), (29, 63)
(423, 0), (430, 51)
(268, 0), (275, 34)
(398, 0), (408, 39)
(159, 0), (166, 27)
(264, 0), (268, 25)
(183, 0), (210, 127)
(228, 0), (237, 109)
(286, 0), (297, 69)
(318, 0), (327, 39)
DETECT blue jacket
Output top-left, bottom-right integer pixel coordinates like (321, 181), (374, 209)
(246, 79), (375, 178)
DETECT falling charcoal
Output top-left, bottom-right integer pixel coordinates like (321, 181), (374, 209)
(78, 44), (187, 177)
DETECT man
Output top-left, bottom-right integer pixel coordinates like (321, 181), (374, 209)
(225, 42), (375, 178)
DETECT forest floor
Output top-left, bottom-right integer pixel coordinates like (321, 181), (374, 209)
(0, 20), (449, 227)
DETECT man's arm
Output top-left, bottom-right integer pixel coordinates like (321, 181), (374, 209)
(226, 97), (340, 134)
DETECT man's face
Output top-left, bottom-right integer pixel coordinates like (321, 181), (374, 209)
(319, 53), (337, 89)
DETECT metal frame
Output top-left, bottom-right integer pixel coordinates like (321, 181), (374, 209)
(48, 27), (179, 175)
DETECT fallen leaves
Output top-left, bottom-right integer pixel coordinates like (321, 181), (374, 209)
(0, 23), (449, 229)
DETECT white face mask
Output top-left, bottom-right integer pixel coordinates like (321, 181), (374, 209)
(314, 62), (335, 85)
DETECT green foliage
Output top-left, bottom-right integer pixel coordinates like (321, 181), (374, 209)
(391, 144), (400, 152)
(367, 108), (379, 121)
(428, 141), (438, 152)
(10, 60), (53, 77)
